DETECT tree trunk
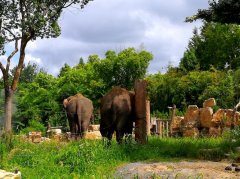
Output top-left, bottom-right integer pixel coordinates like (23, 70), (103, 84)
(4, 88), (14, 132)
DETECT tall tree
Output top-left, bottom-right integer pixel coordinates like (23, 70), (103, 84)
(180, 22), (240, 71)
(0, 0), (92, 132)
(95, 48), (153, 90)
(186, 0), (240, 24)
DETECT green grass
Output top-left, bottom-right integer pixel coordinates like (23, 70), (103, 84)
(0, 136), (239, 178)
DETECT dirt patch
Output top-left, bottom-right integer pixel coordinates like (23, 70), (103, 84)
(115, 161), (240, 179)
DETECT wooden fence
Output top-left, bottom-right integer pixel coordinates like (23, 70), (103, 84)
(151, 118), (171, 138)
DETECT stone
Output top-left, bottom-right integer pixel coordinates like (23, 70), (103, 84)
(203, 98), (216, 108)
(182, 105), (200, 128)
(211, 109), (225, 127)
(29, 132), (42, 143)
(85, 131), (102, 140)
(0, 169), (21, 179)
(88, 124), (100, 132)
(225, 166), (232, 171)
(182, 127), (199, 138)
(170, 116), (183, 129)
(209, 127), (221, 137)
(223, 109), (240, 128)
(199, 107), (213, 128)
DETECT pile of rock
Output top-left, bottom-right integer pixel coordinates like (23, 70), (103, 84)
(85, 124), (101, 140)
(0, 169), (21, 179)
(28, 132), (42, 143)
(170, 98), (240, 137)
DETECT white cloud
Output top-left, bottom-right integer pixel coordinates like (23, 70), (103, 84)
(25, 54), (42, 65)
(11, 0), (209, 76)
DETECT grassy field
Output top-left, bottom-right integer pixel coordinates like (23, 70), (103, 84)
(0, 135), (240, 178)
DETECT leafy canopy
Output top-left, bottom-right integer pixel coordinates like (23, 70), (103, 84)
(186, 0), (240, 24)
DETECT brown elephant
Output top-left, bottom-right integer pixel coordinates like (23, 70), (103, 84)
(100, 87), (135, 144)
(63, 93), (93, 138)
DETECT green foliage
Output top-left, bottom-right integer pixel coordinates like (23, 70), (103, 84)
(19, 120), (46, 135)
(147, 70), (236, 112)
(15, 72), (60, 127)
(11, 62), (40, 83)
(180, 22), (240, 71)
(186, 0), (240, 24)
(95, 48), (153, 90)
(0, 136), (238, 177)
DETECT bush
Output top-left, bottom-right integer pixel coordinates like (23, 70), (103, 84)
(20, 120), (46, 135)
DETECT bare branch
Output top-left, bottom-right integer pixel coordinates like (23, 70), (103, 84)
(6, 39), (18, 72)
(0, 61), (5, 72)
(2, 27), (17, 39)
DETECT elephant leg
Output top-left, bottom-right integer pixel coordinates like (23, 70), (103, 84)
(116, 130), (124, 144)
(81, 120), (90, 138)
(67, 113), (76, 134)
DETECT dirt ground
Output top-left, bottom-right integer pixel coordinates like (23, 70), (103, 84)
(114, 160), (240, 179)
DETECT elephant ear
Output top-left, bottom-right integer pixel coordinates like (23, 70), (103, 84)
(63, 99), (69, 108)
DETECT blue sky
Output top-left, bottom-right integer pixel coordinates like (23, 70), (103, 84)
(1, 0), (209, 76)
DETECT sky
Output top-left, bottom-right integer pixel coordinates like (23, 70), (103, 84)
(2, 0), (209, 76)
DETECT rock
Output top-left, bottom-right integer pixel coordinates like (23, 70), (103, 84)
(203, 98), (216, 108)
(170, 116), (183, 136)
(224, 109), (235, 128)
(209, 127), (221, 137)
(182, 127), (199, 138)
(199, 107), (213, 128)
(29, 132), (42, 143)
(88, 124), (100, 132)
(211, 109), (225, 127)
(85, 131), (102, 140)
(225, 166), (232, 171)
(0, 169), (21, 179)
(182, 105), (200, 128)
(235, 167), (240, 172)
(170, 116), (183, 130)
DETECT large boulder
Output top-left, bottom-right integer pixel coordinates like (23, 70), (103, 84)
(88, 124), (100, 132)
(199, 107), (213, 128)
(28, 132), (42, 143)
(0, 169), (21, 179)
(171, 116), (183, 129)
(203, 98), (216, 108)
(182, 105), (200, 128)
(170, 116), (183, 137)
(211, 109), (225, 128)
(182, 127), (199, 138)
(209, 127), (221, 137)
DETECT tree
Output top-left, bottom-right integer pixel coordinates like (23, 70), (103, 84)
(0, 0), (92, 132)
(58, 63), (71, 77)
(180, 22), (240, 71)
(95, 48), (153, 90)
(179, 28), (200, 72)
(11, 62), (40, 83)
(186, 0), (240, 24)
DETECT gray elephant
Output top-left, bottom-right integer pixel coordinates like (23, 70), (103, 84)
(63, 93), (93, 138)
(100, 87), (135, 144)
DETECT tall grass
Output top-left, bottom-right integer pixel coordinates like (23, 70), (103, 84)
(0, 136), (239, 178)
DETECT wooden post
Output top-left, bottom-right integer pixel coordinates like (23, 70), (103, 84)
(134, 80), (148, 144)
(159, 121), (162, 138)
(169, 104), (176, 137)
(166, 121), (169, 137)
(146, 100), (151, 135)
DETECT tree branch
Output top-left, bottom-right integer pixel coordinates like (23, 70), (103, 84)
(0, 61), (5, 72)
(6, 39), (18, 72)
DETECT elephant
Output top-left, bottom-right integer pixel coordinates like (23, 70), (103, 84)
(100, 87), (135, 144)
(63, 93), (93, 138)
